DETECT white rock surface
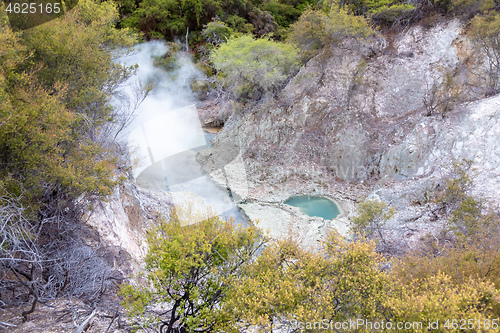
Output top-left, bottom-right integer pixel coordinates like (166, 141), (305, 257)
(239, 202), (350, 248)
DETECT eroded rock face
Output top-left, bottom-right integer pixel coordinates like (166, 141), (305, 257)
(199, 19), (500, 245)
(85, 183), (172, 263)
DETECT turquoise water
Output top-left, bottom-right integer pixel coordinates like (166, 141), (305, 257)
(284, 196), (340, 220)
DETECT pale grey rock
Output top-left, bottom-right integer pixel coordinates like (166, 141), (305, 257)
(85, 184), (147, 262)
(239, 201), (350, 248)
(84, 183), (172, 262)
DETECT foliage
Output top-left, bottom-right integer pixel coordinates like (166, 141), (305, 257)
(114, 0), (495, 48)
(393, 158), (500, 317)
(202, 20), (234, 46)
(423, 66), (467, 116)
(0, 0), (141, 319)
(219, 232), (389, 331)
(265, 1), (302, 28)
(0, 0), (140, 210)
(391, 206), (500, 317)
(153, 42), (181, 71)
(434, 0), (495, 15)
(117, 0), (254, 40)
(220, 238), (313, 331)
(120, 209), (264, 332)
(327, 3), (376, 41)
(395, 226), (500, 290)
(21, 0), (137, 134)
(220, 231), (499, 331)
(225, 14), (255, 34)
(386, 272), (499, 331)
(367, 1), (415, 23)
(286, 5), (374, 59)
(0, 11), (116, 208)
(435, 159), (474, 214)
(351, 199), (395, 240)
(338, 0), (416, 23)
(114, 0), (319, 42)
(119, 0), (220, 39)
(210, 35), (300, 98)
(248, 9), (278, 37)
(286, 9), (330, 57)
(468, 12), (500, 96)
(121, 207), (500, 331)
(433, 159), (500, 241)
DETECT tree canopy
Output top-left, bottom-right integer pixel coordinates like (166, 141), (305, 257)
(286, 5), (374, 59)
(0, 0), (137, 209)
(123, 224), (500, 331)
(210, 35), (299, 98)
(0, 0), (140, 319)
(120, 209), (265, 332)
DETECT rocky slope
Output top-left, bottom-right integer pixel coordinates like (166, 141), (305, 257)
(199, 18), (500, 248)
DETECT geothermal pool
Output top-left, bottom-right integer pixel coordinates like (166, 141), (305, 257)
(284, 196), (340, 220)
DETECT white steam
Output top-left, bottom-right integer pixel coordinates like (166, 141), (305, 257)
(114, 41), (248, 225)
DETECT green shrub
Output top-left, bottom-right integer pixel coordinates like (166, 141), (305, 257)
(351, 199), (395, 240)
(468, 12), (500, 96)
(153, 42), (180, 70)
(265, 1), (302, 28)
(202, 20), (234, 45)
(434, 0), (495, 15)
(286, 9), (330, 57)
(435, 159), (474, 213)
(287, 5), (374, 59)
(339, 0), (416, 22)
(210, 35), (300, 98)
(435, 159), (499, 241)
(367, 2), (415, 23)
(120, 209), (264, 332)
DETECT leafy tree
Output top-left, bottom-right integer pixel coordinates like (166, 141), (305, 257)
(210, 35), (299, 98)
(386, 272), (499, 331)
(308, 232), (389, 323)
(433, 159), (484, 240)
(339, 0), (416, 21)
(366, 0), (415, 23)
(468, 12), (500, 96)
(122, 207), (500, 331)
(265, 1), (302, 28)
(286, 9), (331, 57)
(118, 0), (229, 40)
(326, 3), (376, 41)
(202, 20), (234, 46)
(287, 5), (374, 59)
(16, 0), (148, 194)
(423, 66), (467, 116)
(435, 159), (474, 215)
(225, 14), (255, 34)
(0, 0), (141, 318)
(434, 0), (495, 15)
(391, 207), (500, 317)
(219, 238), (311, 331)
(351, 199), (395, 241)
(114, 0), (313, 43)
(0, 1), (133, 208)
(395, 226), (500, 292)
(120, 210), (265, 332)
(21, 0), (137, 140)
(248, 9), (278, 37)
(393, 159), (500, 317)
(220, 233), (389, 331)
